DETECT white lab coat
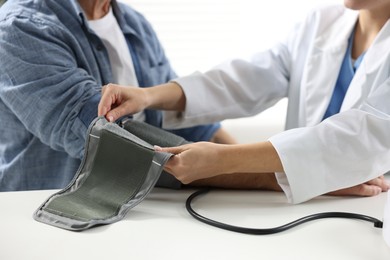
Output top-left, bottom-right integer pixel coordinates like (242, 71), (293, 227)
(163, 5), (390, 203)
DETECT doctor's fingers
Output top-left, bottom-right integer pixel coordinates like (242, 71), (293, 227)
(98, 84), (122, 117)
(155, 145), (189, 155)
(163, 150), (212, 184)
(163, 154), (195, 184)
(156, 145), (203, 183)
(157, 142), (225, 183)
(99, 84), (147, 122)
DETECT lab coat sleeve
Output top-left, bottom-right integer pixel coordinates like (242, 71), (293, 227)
(162, 45), (290, 129)
(161, 5), (326, 130)
(269, 78), (390, 204)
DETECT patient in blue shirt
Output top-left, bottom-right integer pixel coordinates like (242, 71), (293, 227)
(0, 0), (235, 191)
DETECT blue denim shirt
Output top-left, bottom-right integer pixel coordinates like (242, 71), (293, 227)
(0, 0), (220, 191)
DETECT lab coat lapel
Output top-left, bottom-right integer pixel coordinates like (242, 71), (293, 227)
(341, 20), (390, 111)
(302, 10), (358, 126)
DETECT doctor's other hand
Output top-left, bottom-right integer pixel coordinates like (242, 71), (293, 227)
(98, 83), (148, 122)
(155, 142), (232, 184)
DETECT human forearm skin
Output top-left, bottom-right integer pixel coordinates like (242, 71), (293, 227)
(145, 82), (186, 111)
(218, 141), (284, 174)
(160, 141), (284, 185)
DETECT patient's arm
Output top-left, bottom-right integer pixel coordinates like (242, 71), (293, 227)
(189, 172), (282, 191)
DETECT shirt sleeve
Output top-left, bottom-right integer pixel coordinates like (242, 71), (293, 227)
(0, 16), (100, 159)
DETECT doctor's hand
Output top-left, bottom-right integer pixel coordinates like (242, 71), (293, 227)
(155, 142), (228, 184)
(98, 82), (186, 122)
(155, 141), (283, 184)
(98, 83), (148, 122)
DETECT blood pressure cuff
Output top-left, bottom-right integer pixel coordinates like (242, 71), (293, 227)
(33, 117), (189, 231)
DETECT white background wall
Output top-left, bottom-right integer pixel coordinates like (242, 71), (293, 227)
(120, 0), (340, 142)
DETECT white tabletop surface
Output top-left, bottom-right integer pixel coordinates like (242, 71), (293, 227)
(1, 187), (390, 260)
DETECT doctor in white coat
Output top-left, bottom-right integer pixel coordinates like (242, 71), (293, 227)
(98, 0), (390, 203)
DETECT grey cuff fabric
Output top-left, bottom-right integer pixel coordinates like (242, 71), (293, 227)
(33, 117), (187, 231)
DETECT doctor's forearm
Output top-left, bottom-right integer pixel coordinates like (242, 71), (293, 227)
(220, 141), (284, 174)
(145, 82), (186, 111)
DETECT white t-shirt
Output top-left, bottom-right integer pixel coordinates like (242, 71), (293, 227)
(88, 7), (144, 121)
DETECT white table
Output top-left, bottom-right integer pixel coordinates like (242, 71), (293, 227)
(1, 188), (389, 260)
